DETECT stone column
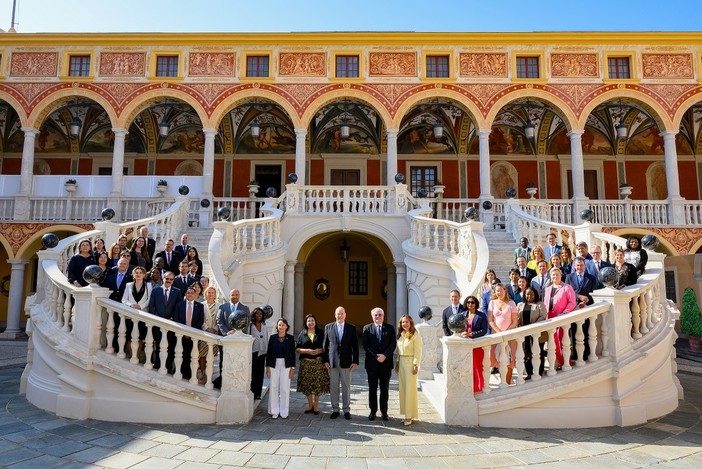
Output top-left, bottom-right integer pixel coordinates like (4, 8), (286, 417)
(386, 263), (397, 326)
(394, 262), (407, 317)
(0, 260), (29, 339)
(294, 263), (305, 333)
(568, 129), (589, 216)
(386, 128), (399, 184)
(295, 129), (307, 184)
(283, 261), (295, 326)
(109, 128), (127, 197)
(14, 128), (38, 219)
(199, 128), (217, 228)
(661, 131), (684, 224)
(478, 128), (492, 198)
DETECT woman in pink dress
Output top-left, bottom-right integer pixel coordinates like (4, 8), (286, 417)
(487, 284), (519, 384)
(541, 267), (577, 368)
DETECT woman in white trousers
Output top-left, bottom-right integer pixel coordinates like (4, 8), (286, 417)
(265, 318), (296, 419)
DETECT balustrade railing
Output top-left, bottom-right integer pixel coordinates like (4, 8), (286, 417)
(504, 199), (577, 248)
(284, 184), (415, 215)
(0, 197), (15, 220)
(518, 199), (574, 225)
(588, 200), (669, 226)
(683, 201), (702, 225)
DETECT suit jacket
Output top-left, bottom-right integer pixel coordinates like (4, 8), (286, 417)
(506, 284), (522, 303)
(466, 311), (489, 338)
(147, 285), (181, 320)
(323, 322), (359, 369)
(362, 322), (397, 371)
(542, 283), (577, 317)
(105, 271), (133, 302)
(565, 271), (596, 306)
(174, 300), (205, 330)
(592, 259), (612, 288)
(518, 267), (537, 283)
(544, 244), (562, 261)
(265, 334), (296, 368)
(216, 302), (250, 335)
(154, 250), (184, 274)
(530, 274), (552, 296)
(145, 237), (156, 260)
(516, 301), (548, 327)
(121, 281), (153, 312)
(174, 244), (191, 258)
(172, 274), (194, 299)
(442, 303), (466, 336)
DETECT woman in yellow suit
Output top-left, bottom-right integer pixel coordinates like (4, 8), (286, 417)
(394, 314), (422, 426)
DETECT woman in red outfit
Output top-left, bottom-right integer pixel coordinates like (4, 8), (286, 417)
(461, 295), (489, 391)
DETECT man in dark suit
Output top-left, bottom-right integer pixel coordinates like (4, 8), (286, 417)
(154, 239), (183, 274)
(172, 261), (194, 299)
(215, 288), (250, 375)
(362, 307), (396, 421)
(506, 268), (522, 302)
(566, 257), (597, 361)
(174, 233), (191, 258)
(590, 245), (612, 289)
(139, 225), (156, 260)
(173, 287), (205, 380)
(105, 257), (132, 302)
(442, 289), (465, 336)
(516, 255), (537, 283)
(104, 257), (133, 353)
(323, 306), (359, 420)
(147, 273), (181, 370)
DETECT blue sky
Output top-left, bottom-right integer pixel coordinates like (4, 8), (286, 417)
(1, 0), (701, 33)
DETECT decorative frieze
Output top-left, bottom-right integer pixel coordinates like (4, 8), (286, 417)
(642, 54), (693, 79)
(10, 52), (58, 77)
(459, 53), (508, 77)
(99, 52), (146, 77)
(369, 52), (417, 77)
(550, 53), (598, 78)
(188, 52), (236, 77)
(278, 52), (326, 77)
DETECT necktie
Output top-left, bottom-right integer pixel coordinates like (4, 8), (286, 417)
(167, 252), (171, 264)
(578, 275), (583, 286)
(338, 324), (343, 342)
(596, 261), (600, 271)
(540, 276), (545, 288)
(186, 302), (192, 327)
(117, 273), (123, 288)
(521, 269), (526, 276)
(164, 288), (169, 303)
(376, 325), (382, 342)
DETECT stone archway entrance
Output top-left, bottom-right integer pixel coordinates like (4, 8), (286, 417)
(295, 232), (395, 331)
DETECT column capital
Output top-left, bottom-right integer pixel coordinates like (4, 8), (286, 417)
(478, 128), (492, 137)
(386, 128), (399, 137)
(202, 127), (218, 136)
(567, 129), (585, 138)
(21, 127), (39, 136)
(659, 130), (678, 139)
(7, 259), (30, 267)
(294, 128), (307, 137)
(111, 127), (128, 137)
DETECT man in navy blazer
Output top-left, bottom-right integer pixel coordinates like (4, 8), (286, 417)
(590, 245), (612, 289)
(154, 239), (184, 274)
(442, 290), (465, 336)
(147, 273), (181, 370)
(105, 258), (132, 302)
(565, 257), (597, 361)
(216, 289), (250, 335)
(362, 307), (396, 421)
(323, 306), (359, 420)
(173, 287), (205, 379)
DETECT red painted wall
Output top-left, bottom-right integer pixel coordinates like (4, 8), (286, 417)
(466, 160), (480, 198)
(367, 160), (380, 185)
(680, 161), (699, 199)
(602, 160), (619, 199)
(232, 159), (250, 197)
(1, 158), (21, 174)
(309, 160), (324, 185)
(440, 160), (460, 198)
(545, 161), (561, 199)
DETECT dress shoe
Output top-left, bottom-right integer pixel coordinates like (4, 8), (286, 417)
(368, 413), (376, 421)
(344, 412), (351, 420)
(381, 414), (389, 421)
(330, 411), (340, 419)
(304, 408), (314, 414)
(491, 367), (498, 374)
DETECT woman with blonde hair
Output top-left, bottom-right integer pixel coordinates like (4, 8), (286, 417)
(198, 286), (221, 384)
(527, 245), (549, 271)
(487, 283), (519, 383)
(394, 314), (422, 426)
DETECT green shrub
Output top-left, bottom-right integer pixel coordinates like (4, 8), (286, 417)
(680, 287), (702, 337)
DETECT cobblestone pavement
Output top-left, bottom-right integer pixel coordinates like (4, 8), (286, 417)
(1, 338), (701, 468)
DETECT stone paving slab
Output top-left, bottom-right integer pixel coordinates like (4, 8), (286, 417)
(2, 346), (702, 468)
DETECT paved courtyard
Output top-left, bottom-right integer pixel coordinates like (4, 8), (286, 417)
(1, 339), (701, 468)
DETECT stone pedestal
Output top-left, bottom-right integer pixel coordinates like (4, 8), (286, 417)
(216, 333), (254, 424)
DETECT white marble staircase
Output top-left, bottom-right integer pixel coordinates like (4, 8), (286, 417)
(482, 230), (518, 281)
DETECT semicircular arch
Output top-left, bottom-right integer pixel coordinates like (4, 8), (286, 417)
(671, 88), (702, 130)
(486, 88), (578, 131)
(27, 89), (118, 129)
(209, 88), (301, 129)
(607, 228), (678, 256)
(578, 88), (671, 131)
(0, 91), (29, 127)
(117, 88), (208, 129)
(15, 224), (91, 259)
(299, 89), (392, 131)
(392, 88), (485, 129)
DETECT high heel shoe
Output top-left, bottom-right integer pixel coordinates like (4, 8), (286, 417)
(403, 418), (413, 426)
(304, 408), (314, 414)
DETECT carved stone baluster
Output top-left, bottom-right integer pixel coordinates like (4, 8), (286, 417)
(130, 320), (141, 364)
(173, 333), (184, 379)
(498, 342), (509, 388)
(639, 290), (649, 335)
(144, 326), (154, 369)
(587, 317), (598, 362)
(190, 341), (200, 385)
(481, 346), (491, 394)
(514, 336), (525, 385)
(631, 293), (642, 339)
(158, 332), (169, 375)
(600, 312), (610, 357)
(62, 293), (72, 332)
(574, 319), (585, 367)
(205, 343), (215, 390)
(561, 325), (572, 371)
(105, 311), (115, 354)
(116, 314), (127, 359)
(530, 333), (541, 381)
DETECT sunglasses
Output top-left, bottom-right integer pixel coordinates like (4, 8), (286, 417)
(164, 278), (174, 282)
(466, 301), (477, 305)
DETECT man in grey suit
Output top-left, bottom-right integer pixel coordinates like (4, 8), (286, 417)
(215, 288), (250, 375)
(323, 306), (359, 420)
(216, 288), (250, 335)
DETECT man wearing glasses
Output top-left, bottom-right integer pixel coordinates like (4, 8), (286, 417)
(148, 272), (181, 371)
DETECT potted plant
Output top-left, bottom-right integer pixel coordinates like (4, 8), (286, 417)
(526, 181), (538, 199)
(156, 179), (168, 195)
(432, 181), (445, 197)
(681, 287), (702, 352)
(64, 178), (77, 193)
(619, 182), (633, 199)
(247, 180), (260, 197)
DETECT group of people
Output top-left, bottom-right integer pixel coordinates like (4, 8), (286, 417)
(261, 306), (422, 426)
(443, 235), (648, 389)
(66, 229), (218, 384)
